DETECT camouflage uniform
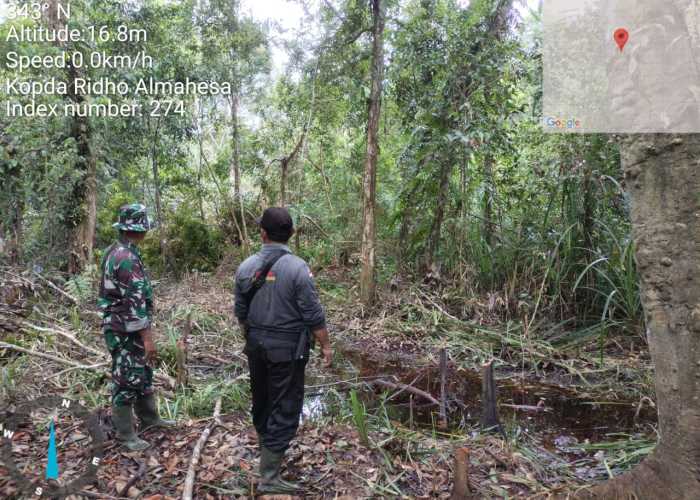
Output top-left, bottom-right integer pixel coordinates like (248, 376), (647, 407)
(98, 204), (154, 407)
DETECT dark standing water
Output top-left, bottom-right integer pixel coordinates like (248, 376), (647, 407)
(304, 343), (656, 441)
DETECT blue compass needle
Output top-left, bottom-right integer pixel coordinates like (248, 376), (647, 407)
(46, 419), (59, 480)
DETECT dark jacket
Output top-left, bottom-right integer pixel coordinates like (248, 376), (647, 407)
(234, 243), (326, 333)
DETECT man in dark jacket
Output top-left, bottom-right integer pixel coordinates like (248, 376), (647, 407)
(234, 207), (332, 495)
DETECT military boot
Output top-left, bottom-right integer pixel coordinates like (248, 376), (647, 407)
(112, 404), (150, 451)
(134, 394), (176, 429)
(257, 446), (302, 496)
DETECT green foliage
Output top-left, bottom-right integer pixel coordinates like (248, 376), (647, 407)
(64, 265), (98, 305)
(176, 381), (250, 418)
(575, 434), (656, 474)
(165, 206), (226, 274)
(0, 0), (639, 343)
(350, 389), (370, 447)
(0, 358), (22, 401)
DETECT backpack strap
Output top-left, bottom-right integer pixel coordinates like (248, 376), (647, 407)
(241, 250), (289, 307)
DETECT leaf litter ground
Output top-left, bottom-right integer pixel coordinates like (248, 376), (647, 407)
(0, 266), (657, 498)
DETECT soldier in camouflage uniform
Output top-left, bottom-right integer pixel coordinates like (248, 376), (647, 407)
(98, 204), (175, 451)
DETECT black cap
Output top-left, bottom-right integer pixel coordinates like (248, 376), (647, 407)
(257, 207), (294, 241)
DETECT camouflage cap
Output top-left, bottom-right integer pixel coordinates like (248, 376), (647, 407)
(113, 203), (150, 232)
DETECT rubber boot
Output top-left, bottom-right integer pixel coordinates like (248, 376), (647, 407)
(257, 446), (301, 496)
(134, 393), (176, 429)
(112, 404), (150, 451)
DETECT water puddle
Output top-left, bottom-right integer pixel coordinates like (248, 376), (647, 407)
(303, 342), (656, 441)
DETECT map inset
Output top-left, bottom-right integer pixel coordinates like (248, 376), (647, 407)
(543, 0), (700, 133)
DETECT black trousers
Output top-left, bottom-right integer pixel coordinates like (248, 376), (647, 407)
(245, 329), (308, 452)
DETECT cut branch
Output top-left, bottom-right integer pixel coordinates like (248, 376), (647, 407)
(22, 321), (104, 357)
(118, 460), (147, 497)
(371, 378), (439, 406)
(182, 397), (222, 500)
(0, 341), (106, 370)
(32, 272), (79, 304)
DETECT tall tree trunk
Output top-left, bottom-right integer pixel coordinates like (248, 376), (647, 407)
(197, 136), (205, 221)
(8, 190), (23, 266)
(46, 1), (96, 273)
(150, 131), (169, 268)
(280, 157), (289, 206)
(66, 64), (97, 274)
(398, 210), (411, 271)
(196, 97), (205, 221)
(151, 144), (163, 233)
(424, 160), (452, 271)
(230, 93), (241, 200)
(0, 137), (22, 265)
(359, 0), (386, 307)
(229, 93), (249, 251)
(576, 134), (700, 499)
(279, 68), (317, 208)
(482, 153), (494, 247)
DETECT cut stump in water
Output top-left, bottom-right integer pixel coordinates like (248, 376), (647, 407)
(480, 360), (502, 434)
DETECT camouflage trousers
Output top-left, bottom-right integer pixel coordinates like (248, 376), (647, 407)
(104, 329), (154, 407)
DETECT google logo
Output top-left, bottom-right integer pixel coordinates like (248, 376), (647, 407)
(544, 117), (582, 129)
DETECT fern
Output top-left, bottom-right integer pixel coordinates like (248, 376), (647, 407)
(65, 264), (98, 305)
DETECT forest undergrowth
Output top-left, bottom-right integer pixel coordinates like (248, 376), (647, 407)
(0, 261), (657, 499)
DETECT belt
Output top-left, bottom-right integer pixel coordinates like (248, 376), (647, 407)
(248, 326), (310, 361)
(248, 325), (304, 336)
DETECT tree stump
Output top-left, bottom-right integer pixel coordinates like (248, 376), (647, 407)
(451, 447), (471, 499)
(175, 312), (191, 387)
(480, 360), (502, 433)
(439, 347), (448, 429)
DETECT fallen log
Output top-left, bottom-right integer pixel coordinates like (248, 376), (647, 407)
(371, 378), (440, 406)
(182, 397), (222, 500)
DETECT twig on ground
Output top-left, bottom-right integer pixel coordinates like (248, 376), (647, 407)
(182, 397), (222, 500)
(22, 321), (104, 357)
(33, 271), (79, 304)
(118, 459), (147, 496)
(371, 378), (440, 406)
(0, 340), (107, 371)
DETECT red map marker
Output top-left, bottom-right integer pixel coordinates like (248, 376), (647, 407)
(614, 28), (629, 52)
